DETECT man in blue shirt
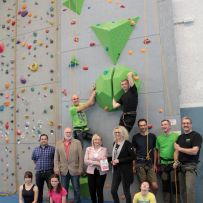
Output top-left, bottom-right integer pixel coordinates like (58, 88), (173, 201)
(32, 134), (55, 203)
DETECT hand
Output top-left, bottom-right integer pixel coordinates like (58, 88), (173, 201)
(174, 143), (181, 151)
(133, 166), (136, 174)
(54, 170), (60, 175)
(112, 159), (119, 165)
(173, 160), (180, 169)
(153, 165), (158, 173)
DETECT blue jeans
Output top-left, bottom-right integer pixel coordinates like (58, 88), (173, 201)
(61, 171), (81, 203)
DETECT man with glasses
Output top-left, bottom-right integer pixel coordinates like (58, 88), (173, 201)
(54, 127), (83, 203)
(32, 134), (55, 203)
(174, 116), (202, 203)
(69, 88), (96, 148)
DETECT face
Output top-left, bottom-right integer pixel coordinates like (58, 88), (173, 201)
(93, 136), (102, 147)
(71, 94), (79, 106)
(64, 128), (72, 141)
(24, 176), (32, 184)
(50, 177), (59, 188)
(161, 121), (171, 133)
(114, 129), (124, 141)
(121, 80), (129, 92)
(40, 135), (48, 146)
(138, 121), (148, 134)
(140, 182), (149, 193)
(182, 118), (192, 133)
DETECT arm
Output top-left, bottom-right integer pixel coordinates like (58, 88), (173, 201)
(153, 149), (158, 172)
(127, 72), (135, 87)
(112, 98), (121, 109)
(84, 148), (100, 166)
(76, 90), (96, 112)
(78, 142), (84, 174)
(32, 185), (39, 203)
(118, 143), (134, 164)
(19, 185), (23, 203)
(174, 143), (200, 155)
(62, 196), (66, 203)
(50, 197), (53, 203)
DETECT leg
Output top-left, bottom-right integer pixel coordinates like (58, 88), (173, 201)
(74, 130), (84, 148)
(120, 173), (132, 203)
(136, 165), (147, 184)
(147, 166), (158, 194)
(119, 114), (136, 132)
(61, 173), (71, 202)
(185, 169), (196, 203)
(96, 172), (107, 203)
(161, 170), (171, 203)
(87, 173), (97, 203)
(45, 170), (53, 190)
(71, 175), (81, 203)
(170, 169), (180, 203)
(35, 172), (44, 203)
(178, 171), (186, 203)
(111, 170), (121, 203)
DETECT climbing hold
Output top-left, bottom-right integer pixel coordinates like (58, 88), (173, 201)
(4, 101), (10, 107)
(21, 3), (27, 10)
(5, 122), (9, 130)
(0, 105), (4, 112)
(70, 19), (77, 25)
(148, 124), (153, 129)
(90, 42), (96, 47)
(120, 5), (125, 8)
(104, 106), (109, 112)
(21, 10), (28, 17)
(73, 37), (79, 42)
(69, 56), (79, 68)
(128, 50), (133, 55)
(0, 42), (5, 53)
(28, 62), (38, 72)
(134, 76), (139, 81)
(4, 82), (10, 89)
(63, 0), (85, 15)
(16, 129), (22, 136)
(61, 89), (67, 96)
(48, 121), (54, 126)
(159, 108), (163, 113)
(83, 66), (88, 70)
(140, 48), (147, 53)
(20, 76), (27, 84)
(143, 38), (151, 44)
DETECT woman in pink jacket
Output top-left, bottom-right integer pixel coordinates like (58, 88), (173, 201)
(84, 134), (109, 203)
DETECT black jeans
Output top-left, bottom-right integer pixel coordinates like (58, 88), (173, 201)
(74, 130), (92, 148)
(111, 169), (132, 203)
(35, 170), (53, 203)
(87, 169), (107, 203)
(119, 113), (136, 132)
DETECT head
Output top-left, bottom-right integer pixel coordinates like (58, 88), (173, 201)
(161, 119), (171, 134)
(113, 126), (129, 142)
(39, 134), (48, 146)
(24, 171), (33, 184)
(140, 181), (150, 195)
(182, 116), (192, 134)
(71, 94), (80, 106)
(92, 134), (102, 148)
(64, 127), (72, 141)
(121, 79), (130, 92)
(138, 119), (148, 134)
(49, 174), (62, 193)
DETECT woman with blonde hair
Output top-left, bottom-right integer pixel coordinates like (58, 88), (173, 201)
(111, 126), (134, 203)
(84, 134), (108, 203)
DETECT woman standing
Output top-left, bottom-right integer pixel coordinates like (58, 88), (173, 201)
(84, 134), (108, 203)
(111, 126), (134, 203)
(48, 174), (67, 203)
(19, 171), (38, 203)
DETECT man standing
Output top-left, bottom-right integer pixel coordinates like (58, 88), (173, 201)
(69, 89), (96, 148)
(32, 134), (55, 203)
(132, 119), (158, 193)
(54, 127), (83, 203)
(112, 72), (138, 132)
(156, 120), (179, 203)
(174, 116), (202, 203)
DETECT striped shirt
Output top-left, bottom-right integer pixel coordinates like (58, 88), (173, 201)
(32, 145), (55, 172)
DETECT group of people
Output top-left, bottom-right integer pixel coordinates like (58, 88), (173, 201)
(19, 71), (202, 203)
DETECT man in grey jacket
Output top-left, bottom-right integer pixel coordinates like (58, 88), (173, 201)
(54, 127), (83, 203)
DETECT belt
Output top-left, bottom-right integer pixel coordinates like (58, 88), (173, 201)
(123, 111), (137, 115)
(37, 169), (53, 173)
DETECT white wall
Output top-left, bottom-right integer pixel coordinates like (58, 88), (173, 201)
(172, 0), (203, 108)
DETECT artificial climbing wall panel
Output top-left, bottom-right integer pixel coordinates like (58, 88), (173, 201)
(0, 0), (60, 193)
(61, 0), (180, 138)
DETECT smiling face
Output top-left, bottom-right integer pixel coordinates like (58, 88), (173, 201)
(161, 120), (171, 134)
(71, 94), (80, 106)
(140, 181), (150, 195)
(92, 135), (102, 147)
(40, 135), (48, 146)
(182, 118), (192, 134)
(64, 128), (72, 141)
(50, 177), (59, 188)
(138, 120), (148, 134)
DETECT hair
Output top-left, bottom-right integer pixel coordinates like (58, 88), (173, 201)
(39, 134), (48, 140)
(182, 116), (192, 124)
(24, 171), (33, 180)
(137, 118), (147, 126)
(49, 174), (62, 193)
(121, 79), (129, 83)
(113, 126), (129, 141)
(91, 134), (102, 147)
(161, 119), (171, 125)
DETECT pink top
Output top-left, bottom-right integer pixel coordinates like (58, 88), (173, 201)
(84, 146), (108, 175)
(48, 187), (67, 203)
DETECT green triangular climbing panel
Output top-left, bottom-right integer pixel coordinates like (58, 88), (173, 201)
(63, 0), (85, 15)
(91, 17), (140, 64)
(96, 64), (141, 112)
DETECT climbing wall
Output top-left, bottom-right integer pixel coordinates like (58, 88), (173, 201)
(0, 0), (60, 193)
(0, 0), (180, 201)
